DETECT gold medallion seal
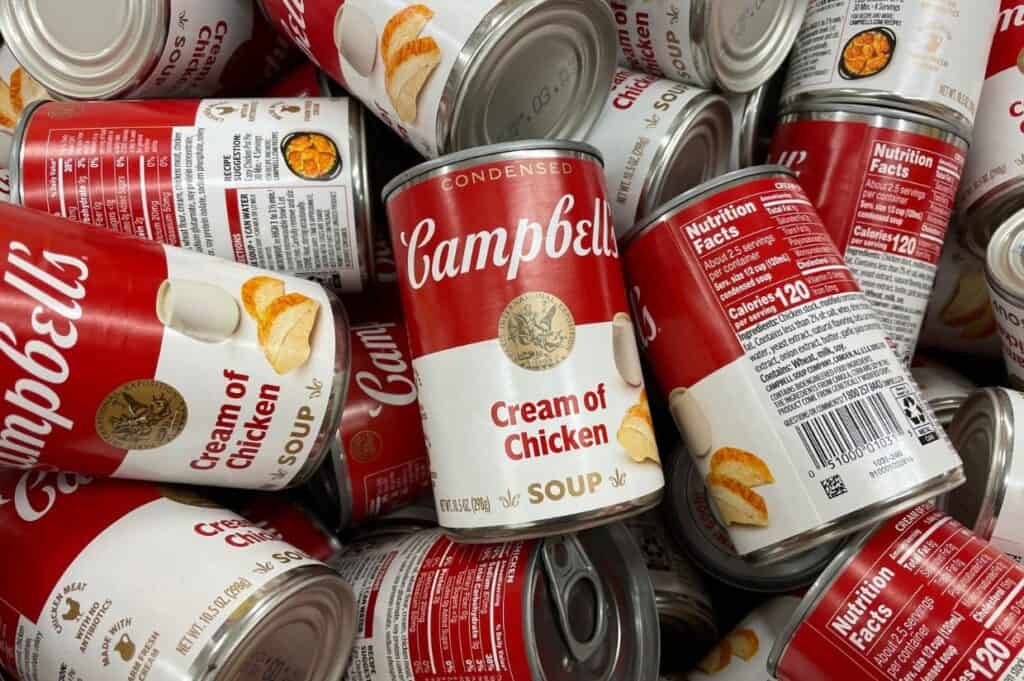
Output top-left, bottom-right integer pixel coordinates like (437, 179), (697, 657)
(349, 430), (383, 463)
(498, 292), (575, 371)
(95, 380), (188, 450)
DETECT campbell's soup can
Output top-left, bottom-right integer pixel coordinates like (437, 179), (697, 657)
(11, 97), (374, 293)
(961, 1), (1024, 256)
(687, 596), (801, 679)
(336, 523), (659, 681)
(0, 0), (297, 100)
(610, 0), (806, 93)
(621, 166), (964, 563)
(586, 68), (732, 234)
(769, 100), (968, 363)
(782, 0), (1000, 137)
(0, 201), (350, 489)
(383, 140), (665, 541)
(986, 210), (1024, 387)
(259, 0), (616, 158)
(769, 504), (1024, 681)
(303, 306), (431, 531)
(0, 471), (356, 681)
(236, 494), (343, 561)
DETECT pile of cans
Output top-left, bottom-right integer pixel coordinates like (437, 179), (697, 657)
(6, 1), (1024, 680)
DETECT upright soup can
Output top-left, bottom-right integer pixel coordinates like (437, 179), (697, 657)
(0, 0), (297, 100)
(0, 470), (356, 681)
(769, 504), (1024, 681)
(690, 596), (801, 678)
(621, 166), (964, 563)
(986, 209), (1024, 386)
(769, 101), (968, 363)
(586, 68), (732, 233)
(383, 140), (664, 541)
(335, 523), (660, 681)
(609, 0), (806, 93)
(259, 0), (617, 158)
(0, 202), (349, 489)
(11, 98), (374, 292)
(781, 0), (1001, 138)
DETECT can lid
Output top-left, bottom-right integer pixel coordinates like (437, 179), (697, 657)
(0, 0), (168, 99)
(526, 524), (659, 681)
(778, 96), (968, 143)
(946, 387), (1014, 541)
(986, 206), (1024, 303)
(705, 0), (806, 94)
(381, 139), (602, 202)
(666, 450), (843, 592)
(966, 181), (1024, 260)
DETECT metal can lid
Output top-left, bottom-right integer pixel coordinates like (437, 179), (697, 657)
(0, 0), (168, 99)
(666, 450), (843, 592)
(986, 206), (1024, 304)
(945, 387), (1014, 541)
(380, 139), (603, 202)
(705, 0), (806, 94)
(778, 96), (968, 144)
(526, 523), (659, 681)
(966, 180), (1024, 260)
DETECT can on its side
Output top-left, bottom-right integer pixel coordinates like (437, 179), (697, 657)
(666, 450), (842, 593)
(0, 202), (350, 490)
(959, 0), (1024, 254)
(781, 0), (1000, 138)
(769, 101), (969, 363)
(919, 231), (1002, 358)
(769, 504), (1024, 680)
(0, 0), (297, 100)
(11, 97), (374, 293)
(726, 70), (784, 171)
(0, 471), (356, 681)
(383, 140), (665, 541)
(610, 0), (806, 93)
(260, 0), (616, 158)
(688, 596), (801, 678)
(909, 360), (976, 428)
(303, 308), (431, 532)
(263, 61), (334, 98)
(335, 523), (659, 681)
(237, 495), (344, 562)
(586, 68), (732, 234)
(621, 166), (964, 563)
(946, 387), (1024, 563)
(986, 209), (1024, 386)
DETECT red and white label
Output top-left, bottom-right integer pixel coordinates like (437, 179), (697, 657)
(623, 173), (961, 557)
(961, 1), (1024, 214)
(238, 495), (341, 561)
(783, 0), (999, 128)
(0, 471), (322, 681)
(0, 202), (338, 489)
(16, 98), (366, 291)
(610, 0), (707, 87)
(769, 115), (966, 363)
(689, 596), (800, 679)
(386, 151), (663, 531)
(335, 530), (533, 680)
(775, 505), (1024, 681)
(341, 312), (430, 526)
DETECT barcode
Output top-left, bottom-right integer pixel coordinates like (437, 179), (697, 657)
(797, 393), (903, 470)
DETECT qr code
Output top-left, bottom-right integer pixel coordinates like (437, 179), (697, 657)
(821, 474), (848, 500)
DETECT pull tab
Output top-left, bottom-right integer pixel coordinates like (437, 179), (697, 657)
(541, 535), (607, 663)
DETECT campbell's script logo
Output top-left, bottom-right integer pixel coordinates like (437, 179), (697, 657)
(275, 0), (313, 59)
(0, 470), (91, 522)
(0, 242), (89, 470)
(353, 322), (416, 416)
(399, 194), (617, 289)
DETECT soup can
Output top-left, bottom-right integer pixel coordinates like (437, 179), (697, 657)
(586, 67), (732, 234)
(259, 0), (616, 158)
(666, 450), (843, 592)
(11, 97), (374, 293)
(0, 201), (349, 489)
(264, 61), (333, 97)
(302, 307), (430, 532)
(383, 140), (665, 541)
(610, 0), (806, 93)
(769, 504), (1024, 681)
(919, 232), (1002, 358)
(986, 209), (1024, 386)
(335, 523), (659, 681)
(781, 0), (1001, 138)
(946, 387), (1024, 563)
(0, 0), (297, 100)
(726, 71), (784, 170)
(236, 494), (344, 562)
(688, 596), (801, 678)
(909, 360), (976, 429)
(769, 100), (968, 363)
(0, 470), (356, 681)
(620, 166), (964, 563)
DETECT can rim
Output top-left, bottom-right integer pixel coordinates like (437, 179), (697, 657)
(778, 97), (968, 144)
(8, 98), (48, 205)
(346, 99), (374, 289)
(706, 0), (807, 94)
(381, 139), (603, 202)
(986, 206), (1024, 305)
(965, 182), (1024, 260)
(619, 164), (795, 247)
